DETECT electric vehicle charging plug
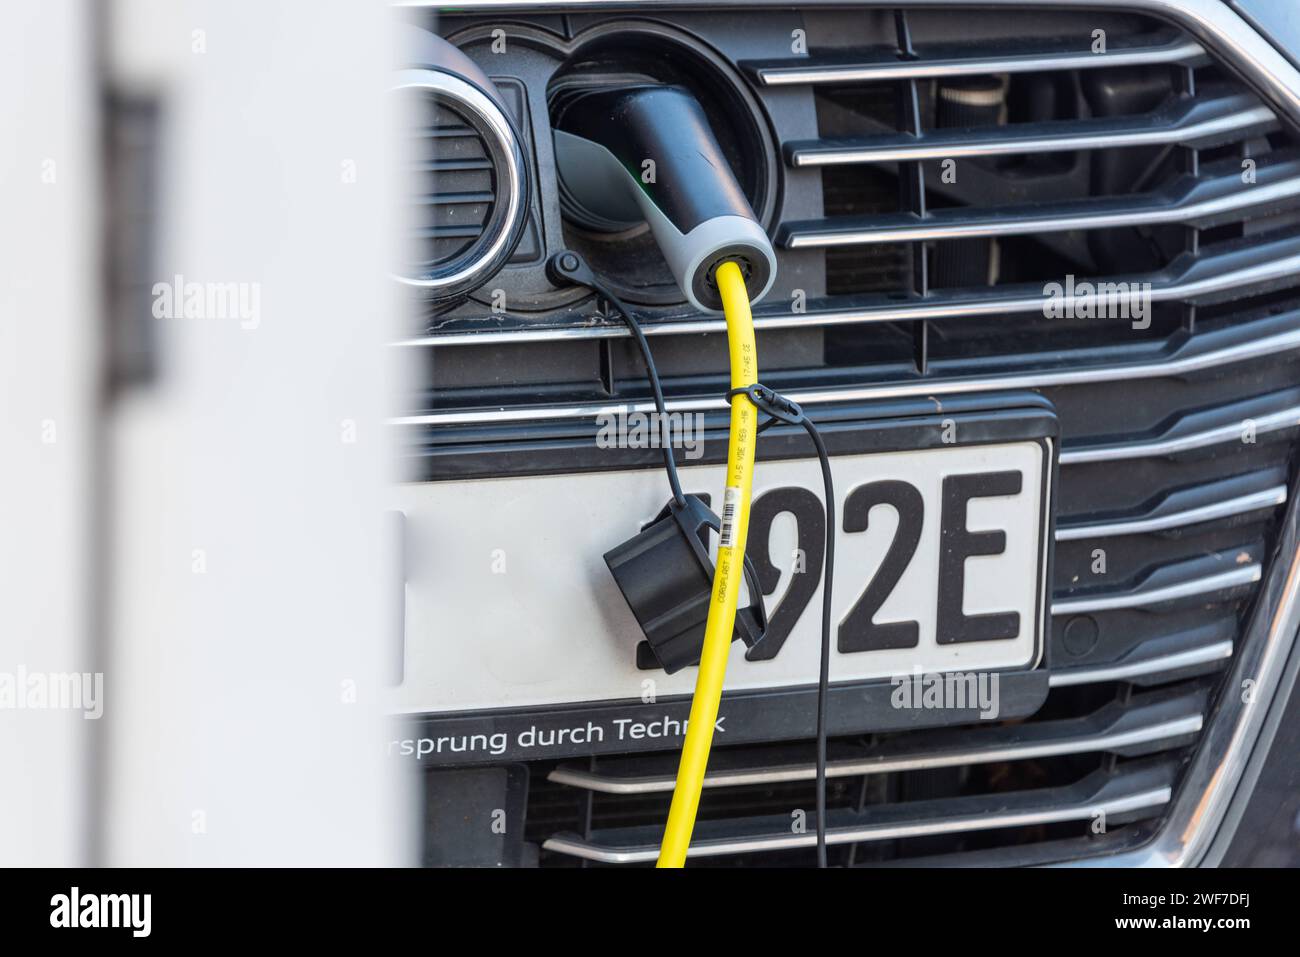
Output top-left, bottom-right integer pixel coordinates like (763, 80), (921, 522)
(551, 85), (776, 313)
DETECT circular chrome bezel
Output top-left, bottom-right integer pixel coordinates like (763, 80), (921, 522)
(394, 68), (528, 300)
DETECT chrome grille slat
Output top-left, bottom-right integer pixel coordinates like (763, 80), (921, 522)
(542, 765), (1176, 863)
(744, 37), (1206, 86)
(1052, 564), (1261, 615)
(547, 692), (1204, 794)
(394, 240), (1300, 346)
(1056, 485), (1287, 540)
(1059, 400), (1300, 464)
(1049, 640), (1234, 687)
(391, 315), (1300, 426)
(779, 161), (1300, 248)
(786, 96), (1276, 166)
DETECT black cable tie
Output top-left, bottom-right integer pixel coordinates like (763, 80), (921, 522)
(726, 383), (805, 429)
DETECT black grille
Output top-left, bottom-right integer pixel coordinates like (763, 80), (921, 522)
(409, 96), (497, 273)
(409, 5), (1300, 866)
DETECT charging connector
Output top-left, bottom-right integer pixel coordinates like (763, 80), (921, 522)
(549, 79), (838, 865)
(552, 85), (776, 313)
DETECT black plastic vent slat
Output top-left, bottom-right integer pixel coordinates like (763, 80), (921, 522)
(411, 96), (497, 270)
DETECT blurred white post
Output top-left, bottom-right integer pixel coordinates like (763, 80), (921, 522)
(0, 0), (414, 865)
(98, 0), (412, 865)
(0, 0), (101, 867)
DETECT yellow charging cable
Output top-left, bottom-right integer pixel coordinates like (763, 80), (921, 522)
(657, 260), (758, 867)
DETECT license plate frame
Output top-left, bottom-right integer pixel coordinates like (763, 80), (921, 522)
(392, 392), (1057, 765)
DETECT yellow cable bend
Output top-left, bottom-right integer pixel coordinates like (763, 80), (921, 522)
(657, 260), (758, 868)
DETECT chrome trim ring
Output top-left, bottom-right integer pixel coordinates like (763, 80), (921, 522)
(394, 68), (528, 299)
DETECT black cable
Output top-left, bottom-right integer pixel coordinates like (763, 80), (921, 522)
(732, 385), (834, 868)
(585, 277), (687, 509)
(558, 253), (835, 866)
(802, 417), (834, 869)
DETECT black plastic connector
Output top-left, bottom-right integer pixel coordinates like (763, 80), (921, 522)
(727, 383), (805, 433)
(604, 494), (767, 675)
(546, 250), (599, 290)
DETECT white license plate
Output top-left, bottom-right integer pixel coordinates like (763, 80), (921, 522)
(392, 435), (1052, 715)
